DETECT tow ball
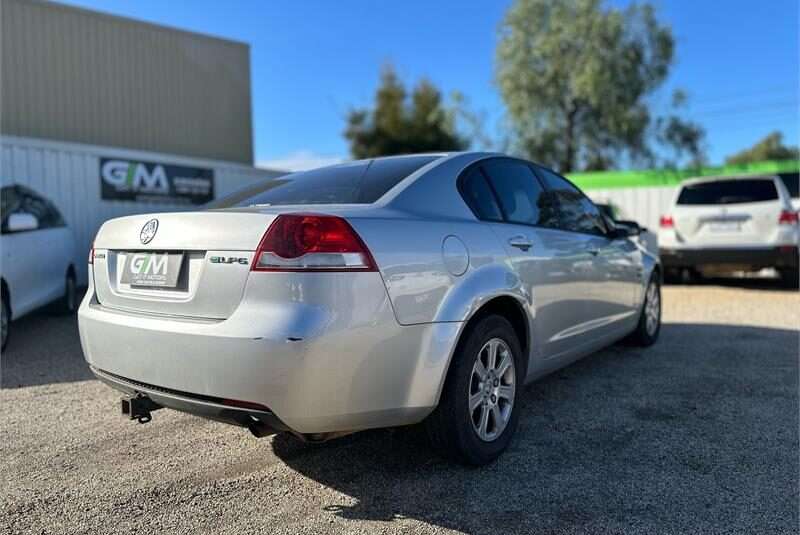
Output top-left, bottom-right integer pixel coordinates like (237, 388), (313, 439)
(121, 394), (162, 424)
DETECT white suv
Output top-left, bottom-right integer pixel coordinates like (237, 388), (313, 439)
(659, 175), (799, 286)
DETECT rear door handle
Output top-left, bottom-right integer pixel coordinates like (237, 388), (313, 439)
(508, 236), (533, 251)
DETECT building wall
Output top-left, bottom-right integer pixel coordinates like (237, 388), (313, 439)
(1, 136), (281, 284)
(1, 0), (253, 164)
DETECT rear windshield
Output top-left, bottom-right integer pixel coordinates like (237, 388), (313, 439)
(676, 179), (778, 205)
(778, 172), (799, 199)
(209, 155), (440, 208)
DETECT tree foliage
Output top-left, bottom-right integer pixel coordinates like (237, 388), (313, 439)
(344, 65), (467, 158)
(655, 90), (706, 169)
(496, 0), (678, 172)
(725, 131), (799, 165)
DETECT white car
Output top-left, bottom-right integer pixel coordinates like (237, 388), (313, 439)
(658, 175), (799, 286)
(1, 184), (79, 350)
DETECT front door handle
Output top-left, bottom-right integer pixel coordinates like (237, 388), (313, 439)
(508, 236), (532, 251)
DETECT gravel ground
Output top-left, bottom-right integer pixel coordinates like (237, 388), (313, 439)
(1, 281), (798, 535)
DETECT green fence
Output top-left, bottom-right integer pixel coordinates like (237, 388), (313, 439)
(567, 159), (800, 191)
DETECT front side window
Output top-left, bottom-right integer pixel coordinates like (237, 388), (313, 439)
(209, 155), (440, 208)
(535, 166), (607, 236)
(677, 179), (779, 205)
(16, 186), (65, 229)
(480, 159), (559, 227)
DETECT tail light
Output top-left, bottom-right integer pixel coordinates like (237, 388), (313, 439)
(659, 215), (674, 228)
(252, 214), (377, 272)
(779, 210), (799, 225)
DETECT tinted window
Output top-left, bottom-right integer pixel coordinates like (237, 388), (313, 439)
(1, 186), (20, 233)
(778, 172), (799, 199)
(460, 167), (503, 221)
(481, 159), (559, 227)
(536, 166), (607, 235)
(209, 155), (440, 208)
(677, 179), (778, 205)
(17, 186), (65, 229)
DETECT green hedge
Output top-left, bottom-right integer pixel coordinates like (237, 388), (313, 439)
(567, 159), (799, 190)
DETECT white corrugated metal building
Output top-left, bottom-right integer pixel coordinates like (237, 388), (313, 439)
(1, 0), (282, 284)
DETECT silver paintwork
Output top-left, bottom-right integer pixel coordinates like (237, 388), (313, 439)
(79, 152), (659, 437)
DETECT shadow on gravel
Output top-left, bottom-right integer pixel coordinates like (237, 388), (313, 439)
(666, 274), (798, 292)
(273, 322), (799, 534)
(0, 288), (91, 388)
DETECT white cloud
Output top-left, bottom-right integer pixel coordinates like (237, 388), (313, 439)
(257, 150), (345, 172)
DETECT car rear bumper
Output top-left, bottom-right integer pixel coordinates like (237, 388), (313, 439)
(78, 272), (461, 435)
(660, 246), (799, 270)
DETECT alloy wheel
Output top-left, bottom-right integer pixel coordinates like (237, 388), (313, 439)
(645, 281), (660, 336)
(469, 338), (516, 442)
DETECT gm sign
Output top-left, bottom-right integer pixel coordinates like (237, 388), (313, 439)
(100, 158), (214, 205)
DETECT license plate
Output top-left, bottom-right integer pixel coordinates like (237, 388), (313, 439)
(708, 221), (740, 232)
(120, 252), (183, 287)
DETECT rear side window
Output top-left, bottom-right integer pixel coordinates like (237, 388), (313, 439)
(209, 155), (440, 208)
(481, 159), (560, 227)
(460, 167), (503, 221)
(677, 179), (778, 205)
(535, 166), (607, 235)
(778, 172), (799, 199)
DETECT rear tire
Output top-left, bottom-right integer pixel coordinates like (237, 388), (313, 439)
(425, 315), (523, 465)
(628, 273), (661, 347)
(779, 268), (799, 290)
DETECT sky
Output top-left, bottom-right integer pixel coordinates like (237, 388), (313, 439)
(59, 0), (799, 171)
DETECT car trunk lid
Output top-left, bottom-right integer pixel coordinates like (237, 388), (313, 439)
(92, 211), (277, 319)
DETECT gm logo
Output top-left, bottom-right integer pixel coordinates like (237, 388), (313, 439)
(130, 253), (168, 275)
(102, 160), (169, 194)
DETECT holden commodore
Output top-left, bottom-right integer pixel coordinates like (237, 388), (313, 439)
(78, 152), (661, 465)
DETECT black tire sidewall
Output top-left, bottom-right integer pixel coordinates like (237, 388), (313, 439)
(1, 295), (9, 352)
(441, 315), (524, 465)
(61, 271), (77, 314)
(635, 274), (661, 346)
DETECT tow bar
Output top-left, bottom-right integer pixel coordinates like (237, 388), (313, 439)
(121, 394), (162, 424)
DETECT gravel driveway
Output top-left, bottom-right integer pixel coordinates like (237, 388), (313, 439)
(1, 282), (798, 534)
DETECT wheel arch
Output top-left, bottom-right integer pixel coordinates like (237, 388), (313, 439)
(431, 292), (532, 407)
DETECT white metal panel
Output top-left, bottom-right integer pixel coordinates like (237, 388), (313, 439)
(588, 186), (677, 232)
(1, 135), (282, 285)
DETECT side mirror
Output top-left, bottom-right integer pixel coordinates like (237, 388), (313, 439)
(610, 220), (641, 239)
(7, 212), (39, 232)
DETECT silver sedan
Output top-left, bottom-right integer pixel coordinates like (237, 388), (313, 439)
(78, 152), (661, 465)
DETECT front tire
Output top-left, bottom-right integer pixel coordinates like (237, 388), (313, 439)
(58, 270), (78, 315)
(1, 292), (10, 352)
(628, 273), (661, 347)
(425, 315), (523, 465)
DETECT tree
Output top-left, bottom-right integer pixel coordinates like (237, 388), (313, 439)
(725, 132), (799, 165)
(655, 90), (706, 169)
(496, 0), (676, 172)
(344, 65), (467, 158)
